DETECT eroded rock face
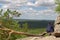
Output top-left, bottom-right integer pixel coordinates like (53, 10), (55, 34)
(54, 15), (60, 37)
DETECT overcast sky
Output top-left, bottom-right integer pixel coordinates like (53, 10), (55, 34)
(0, 0), (58, 20)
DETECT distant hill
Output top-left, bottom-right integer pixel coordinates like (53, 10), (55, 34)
(15, 19), (55, 29)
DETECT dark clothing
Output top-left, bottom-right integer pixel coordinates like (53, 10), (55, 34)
(46, 24), (54, 33)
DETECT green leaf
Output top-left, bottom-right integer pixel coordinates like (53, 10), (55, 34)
(0, 9), (21, 40)
(0, 9), (3, 15)
(56, 5), (60, 13)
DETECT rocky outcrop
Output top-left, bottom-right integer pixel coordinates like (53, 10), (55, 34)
(54, 15), (60, 37)
(16, 36), (60, 40)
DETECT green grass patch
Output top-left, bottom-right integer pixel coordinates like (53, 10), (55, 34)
(27, 28), (46, 34)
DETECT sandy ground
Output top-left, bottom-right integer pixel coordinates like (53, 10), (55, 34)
(16, 36), (60, 40)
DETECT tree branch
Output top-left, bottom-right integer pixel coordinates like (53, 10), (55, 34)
(0, 28), (45, 37)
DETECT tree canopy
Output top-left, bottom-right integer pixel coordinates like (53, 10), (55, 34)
(0, 9), (21, 29)
(55, 0), (60, 13)
(0, 9), (21, 40)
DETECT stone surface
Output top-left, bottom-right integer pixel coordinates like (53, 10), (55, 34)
(54, 15), (60, 36)
(16, 36), (60, 40)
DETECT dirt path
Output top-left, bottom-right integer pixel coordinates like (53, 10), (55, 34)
(16, 36), (60, 40)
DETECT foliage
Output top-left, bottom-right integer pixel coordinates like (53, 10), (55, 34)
(28, 28), (46, 34)
(22, 23), (29, 32)
(55, 0), (60, 13)
(0, 9), (21, 40)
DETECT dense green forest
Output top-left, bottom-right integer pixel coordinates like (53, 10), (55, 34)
(16, 19), (55, 28)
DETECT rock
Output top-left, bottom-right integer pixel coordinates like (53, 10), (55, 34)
(16, 36), (60, 40)
(54, 15), (60, 37)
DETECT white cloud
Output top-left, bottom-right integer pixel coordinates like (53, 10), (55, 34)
(27, 2), (39, 7)
(0, 0), (57, 20)
(2, 0), (27, 4)
(0, 0), (55, 10)
(10, 0), (27, 4)
(0, 0), (28, 9)
(27, 2), (34, 6)
(14, 7), (57, 20)
(27, 0), (55, 7)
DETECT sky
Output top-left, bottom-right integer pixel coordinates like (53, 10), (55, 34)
(0, 0), (58, 20)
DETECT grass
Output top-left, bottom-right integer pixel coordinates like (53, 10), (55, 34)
(27, 28), (46, 34)
(0, 27), (46, 40)
(15, 28), (46, 39)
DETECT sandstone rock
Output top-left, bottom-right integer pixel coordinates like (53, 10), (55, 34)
(54, 15), (60, 37)
(16, 36), (60, 40)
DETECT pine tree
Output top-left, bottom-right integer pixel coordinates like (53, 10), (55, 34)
(0, 9), (21, 40)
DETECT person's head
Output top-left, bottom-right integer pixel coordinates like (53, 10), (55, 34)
(48, 22), (52, 25)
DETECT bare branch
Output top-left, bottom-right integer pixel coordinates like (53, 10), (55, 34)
(0, 28), (44, 37)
